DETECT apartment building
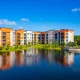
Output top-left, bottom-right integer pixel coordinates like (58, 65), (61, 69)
(15, 29), (24, 45)
(0, 27), (14, 46)
(0, 27), (74, 46)
(34, 32), (41, 44)
(48, 30), (55, 44)
(11, 30), (15, 46)
(40, 32), (45, 44)
(24, 30), (33, 44)
(54, 30), (60, 44)
(59, 29), (74, 44)
(45, 31), (49, 44)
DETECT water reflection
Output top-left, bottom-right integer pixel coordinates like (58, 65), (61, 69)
(39, 50), (74, 66)
(0, 48), (75, 70)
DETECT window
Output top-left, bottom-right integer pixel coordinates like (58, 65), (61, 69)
(66, 33), (68, 35)
(61, 33), (64, 35)
(3, 40), (6, 43)
(27, 33), (29, 35)
(2, 32), (6, 35)
(7, 32), (10, 33)
(2, 36), (6, 39)
(66, 40), (68, 42)
(61, 36), (64, 39)
(3, 44), (6, 46)
(66, 36), (68, 38)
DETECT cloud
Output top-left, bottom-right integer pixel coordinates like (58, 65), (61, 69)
(20, 18), (29, 22)
(0, 19), (16, 25)
(42, 26), (47, 29)
(71, 8), (80, 12)
(19, 26), (23, 29)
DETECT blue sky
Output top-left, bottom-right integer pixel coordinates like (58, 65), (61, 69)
(0, 0), (80, 35)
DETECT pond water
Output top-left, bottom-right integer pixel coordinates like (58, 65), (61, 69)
(0, 48), (80, 80)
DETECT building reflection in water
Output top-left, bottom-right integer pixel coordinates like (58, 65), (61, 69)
(0, 48), (39, 70)
(0, 49), (74, 70)
(24, 48), (39, 66)
(39, 49), (74, 66)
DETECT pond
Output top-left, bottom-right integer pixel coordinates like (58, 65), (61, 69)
(0, 48), (80, 80)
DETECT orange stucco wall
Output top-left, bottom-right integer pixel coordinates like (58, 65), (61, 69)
(0, 28), (12, 46)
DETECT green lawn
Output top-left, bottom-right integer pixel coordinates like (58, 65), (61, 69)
(0, 45), (28, 52)
(0, 44), (62, 52)
(32, 44), (61, 50)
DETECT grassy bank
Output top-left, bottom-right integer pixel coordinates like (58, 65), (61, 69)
(0, 45), (28, 52)
(32, 44), (61, 50)
(0, 44), (62, 52)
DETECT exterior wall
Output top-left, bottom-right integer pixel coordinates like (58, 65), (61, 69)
(32, 33), (34, 44)
(24, 30), (33, 44)
(59, 29), (74, 44)
(41, 32), (45, 44)
(48, 30), (55, 44)
(45, 31), (49, 44)
(0, 30), (1, 46)
(10, 30), (15, 46)
(54, 30), (60, 44)
(15, 29), (24, 45)
(0, 28), (13, 46)
(34, 32), (41, 44)
(0, 28), (74, 46)
(67, 31), (74, 43)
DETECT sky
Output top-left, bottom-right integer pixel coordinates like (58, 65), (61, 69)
(0, 0), (80, 35)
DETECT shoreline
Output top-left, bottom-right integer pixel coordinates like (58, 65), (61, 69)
(0, 44), (62, 52)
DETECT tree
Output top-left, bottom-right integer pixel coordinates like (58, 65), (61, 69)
(28, 41), (31, 45)
(74, 35), (80, 45)
(54, 40), (59, 48)
(32, 40), (34, 45)
(0, 46), (4, 50)
(68, 41), (72, 47)
(38, 40), (41, 44)
(6, 42), (10, 50)
(61, 41), (65, 47)
(74, 41), (78, 46)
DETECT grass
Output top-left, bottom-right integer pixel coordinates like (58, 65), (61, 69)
(0, 44), (62, 52)
(0, 45), (28, 52)
(32, 44), (62, 50)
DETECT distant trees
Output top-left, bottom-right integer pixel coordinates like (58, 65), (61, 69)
(67, 41), (78, 47)
(73, 41), (78, 46)
(74, 35), (80, 45)
(68, 41), (72, 47)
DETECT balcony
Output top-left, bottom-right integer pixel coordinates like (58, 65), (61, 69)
(2, 36), (6, 40)
(2, 32), (6, 36)
(2, 40), (6, 43)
